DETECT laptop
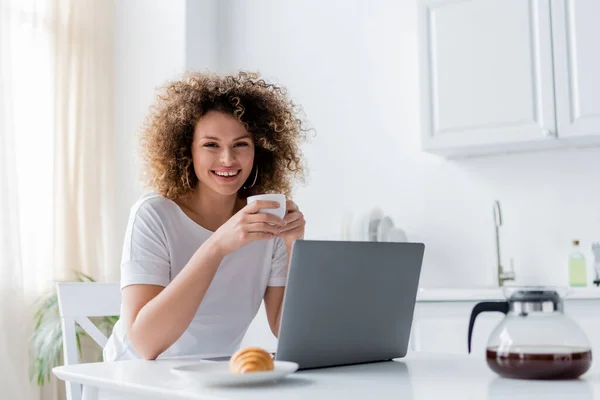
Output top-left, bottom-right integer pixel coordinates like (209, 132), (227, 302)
(274, 240), (424, 370)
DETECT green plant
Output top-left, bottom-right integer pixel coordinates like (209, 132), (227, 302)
(29, 271), (119, 386)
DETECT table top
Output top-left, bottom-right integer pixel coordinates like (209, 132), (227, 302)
(53, 352), (600, 399)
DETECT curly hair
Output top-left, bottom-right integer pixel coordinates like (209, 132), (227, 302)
(138, 71), (308, 200)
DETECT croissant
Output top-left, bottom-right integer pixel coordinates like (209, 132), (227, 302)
(229, 347), (274, 374)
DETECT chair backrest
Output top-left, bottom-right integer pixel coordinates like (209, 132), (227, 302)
(56, 282), (121, 400)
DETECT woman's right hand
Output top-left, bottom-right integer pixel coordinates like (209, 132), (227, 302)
(209, 200), (286, 256)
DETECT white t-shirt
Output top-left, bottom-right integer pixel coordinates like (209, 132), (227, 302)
(102, 193), (288, 361)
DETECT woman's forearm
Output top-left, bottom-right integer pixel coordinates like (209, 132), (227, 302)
(127, 238), (225, 359)
(270, 241), (292, 337)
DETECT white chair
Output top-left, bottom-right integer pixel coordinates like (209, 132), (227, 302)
(56, 282), (121, 400)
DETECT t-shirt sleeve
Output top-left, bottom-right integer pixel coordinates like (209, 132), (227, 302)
(119, 200), (171, 290)
(268, 237), (289, 287)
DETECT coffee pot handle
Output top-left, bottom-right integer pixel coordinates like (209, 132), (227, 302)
(467, 301), (509, 353)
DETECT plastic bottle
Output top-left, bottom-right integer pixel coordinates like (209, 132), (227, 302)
(569, 240), (587, 287)
(592, 243), (600, 287)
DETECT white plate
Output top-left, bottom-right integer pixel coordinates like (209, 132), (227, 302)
(354, 208), (383, 241)
(367, 208), (384, 241)
(171, 361), (299, 387)
(377, 217), (408, 243)
(388, 227), (408, 242)
(376, 216), (394, 242)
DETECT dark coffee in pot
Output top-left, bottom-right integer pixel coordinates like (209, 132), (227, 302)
(486, 346), (592, 380)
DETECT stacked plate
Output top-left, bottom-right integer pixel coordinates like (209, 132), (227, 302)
(341, 208), (408, 242)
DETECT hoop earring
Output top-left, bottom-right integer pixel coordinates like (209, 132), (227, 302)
(243, 165), (259, 189)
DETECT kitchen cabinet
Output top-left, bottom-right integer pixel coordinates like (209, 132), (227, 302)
(418, 0), (600, 157)
(551, 0), (600, 139)
(410, 297), (600, 357)
(409, 301), (502, 356)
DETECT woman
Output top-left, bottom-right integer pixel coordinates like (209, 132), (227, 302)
(103, 71), (307, 361)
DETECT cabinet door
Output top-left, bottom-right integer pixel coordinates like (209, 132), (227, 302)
(551, 0), (600, 138)
(564, 300), (600, 355)
(419, 0), (557, 155)
(411, 302), (504, 356)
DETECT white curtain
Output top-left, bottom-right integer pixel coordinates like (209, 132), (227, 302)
(0, 0), (117, 399)
(52, 0), (118, 283)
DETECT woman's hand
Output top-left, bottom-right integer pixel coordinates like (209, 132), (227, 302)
(209, 200), (286, 257)
(278, 200), (305, 248)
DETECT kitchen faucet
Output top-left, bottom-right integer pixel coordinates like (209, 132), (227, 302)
(494, 200), (515, 286)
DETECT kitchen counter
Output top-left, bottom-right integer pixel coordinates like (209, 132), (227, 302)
(416, 287), (600, 302)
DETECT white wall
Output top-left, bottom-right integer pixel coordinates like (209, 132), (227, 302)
(186, 0), (219, 71)
(114, 0), (185, 249)
(113, 0), (218, 254)
(113, 0), (600, 290)
(217, 0), (600, 289)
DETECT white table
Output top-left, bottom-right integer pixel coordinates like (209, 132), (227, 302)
(53, 352), (600, 400)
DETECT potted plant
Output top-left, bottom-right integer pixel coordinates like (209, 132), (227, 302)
(29, 271), (119, 386)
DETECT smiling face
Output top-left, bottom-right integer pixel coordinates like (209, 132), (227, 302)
(191, 111), (255, 197)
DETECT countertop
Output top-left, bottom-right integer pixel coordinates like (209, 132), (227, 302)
(415, 287), (600, 302)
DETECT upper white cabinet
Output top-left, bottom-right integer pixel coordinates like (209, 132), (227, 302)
(419, 0), (600, 158)
(552, 0), (600, 139)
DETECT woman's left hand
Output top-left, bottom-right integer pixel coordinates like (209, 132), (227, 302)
(278, 200), (305, 246)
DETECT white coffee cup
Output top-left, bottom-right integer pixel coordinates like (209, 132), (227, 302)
(247, 193), (286, 219)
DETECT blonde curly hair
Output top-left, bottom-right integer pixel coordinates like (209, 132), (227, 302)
(139, 71), (308, 200)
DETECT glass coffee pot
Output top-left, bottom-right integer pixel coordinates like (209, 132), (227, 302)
(468, 286), (593, 380)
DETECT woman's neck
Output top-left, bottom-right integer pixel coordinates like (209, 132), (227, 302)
(179, 188), (243, 232)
